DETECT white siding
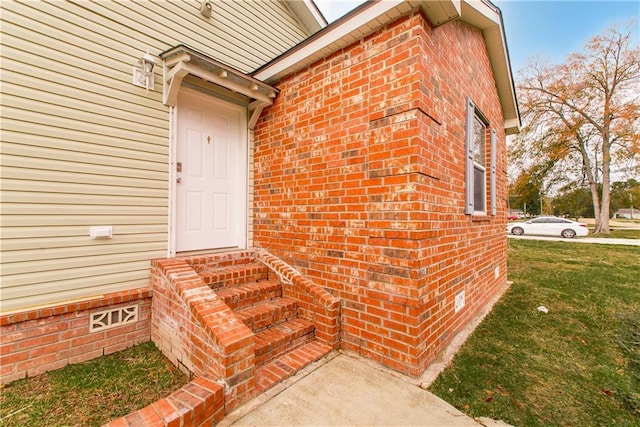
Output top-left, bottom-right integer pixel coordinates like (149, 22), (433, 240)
(0, 0), (311, 311)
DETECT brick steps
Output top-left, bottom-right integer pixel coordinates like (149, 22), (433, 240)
(236, 298), (298, 332)
(254, 341), (333, 393)
(197, 262), (331, 395)
(200, 262), (269, 291)
(216, 280), (282, 311)
(255, 318), (314, 365)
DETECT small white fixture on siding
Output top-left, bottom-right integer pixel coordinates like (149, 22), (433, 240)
(90, 225), (113, 239)
(454, 291), (466, 313)
(200, 0), (212, 18)
(132, 51), (158, 92)
(90, 305), (138, 332)
(494, 266), (500, 279)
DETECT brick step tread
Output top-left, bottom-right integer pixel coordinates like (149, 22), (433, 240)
(254, 341), (333, 393)
(215, 280), (282, 311)
(235, 297), (298, 332)
(199, 262), (269, 290)
(254, 318), (315, 365)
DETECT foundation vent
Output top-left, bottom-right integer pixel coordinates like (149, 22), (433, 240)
(90, 305), (138, 332)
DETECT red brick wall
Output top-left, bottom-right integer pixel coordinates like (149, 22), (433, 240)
(253, 10), (508, 376)
(0, 289), (151, 384)
(104, 376), (225, 427)
(150, 256), (255, 412)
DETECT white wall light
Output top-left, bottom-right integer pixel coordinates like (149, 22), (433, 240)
(132, 50), (158, 92)
(200, 0), (212, 18)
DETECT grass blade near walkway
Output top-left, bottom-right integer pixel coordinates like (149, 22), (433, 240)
(429, 240), (640, 426)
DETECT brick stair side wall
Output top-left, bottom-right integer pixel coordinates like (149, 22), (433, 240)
(254, 249), (340, 349)
(150, 258), (255, 411)
(103, 376), (225, 427)
(0, 289), (152, 385)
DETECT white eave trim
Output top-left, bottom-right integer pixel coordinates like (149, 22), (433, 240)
(253, 0), (409, 83)
(458, 1), (520, 134)
(254, 0), (520, 134)
(303, 0), (329, 28)
(160, 45), (278, 129)
(283, 0), (327, 34)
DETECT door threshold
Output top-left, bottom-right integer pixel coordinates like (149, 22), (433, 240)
(176, 247), (241, 257)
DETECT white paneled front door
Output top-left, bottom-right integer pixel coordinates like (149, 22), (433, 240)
(176, 89), (246, 252)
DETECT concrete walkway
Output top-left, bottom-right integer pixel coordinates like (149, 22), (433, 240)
(220, 352), (504, 427)
(507, 234), (640, 246)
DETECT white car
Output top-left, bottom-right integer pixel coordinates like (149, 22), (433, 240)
(506, 216), (589, 238)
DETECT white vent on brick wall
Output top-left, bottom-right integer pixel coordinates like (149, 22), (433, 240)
(90, 305), (138, 333)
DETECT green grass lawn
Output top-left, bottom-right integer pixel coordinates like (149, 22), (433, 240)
(0, 341), (188, 427)
(429, 240), (640, 426)
(587, 228), (640, 239)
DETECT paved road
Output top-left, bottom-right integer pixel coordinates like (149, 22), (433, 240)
(507, 234), (640, 246)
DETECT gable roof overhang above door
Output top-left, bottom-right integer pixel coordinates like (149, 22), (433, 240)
(160, 45), (278, 129)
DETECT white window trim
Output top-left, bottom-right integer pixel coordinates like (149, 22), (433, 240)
(465, 98), (496, 216)
(490, 128), (497, 215)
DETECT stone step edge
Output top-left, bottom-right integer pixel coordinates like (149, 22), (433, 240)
(254, 340), (333, 393)
(235, 297), (299, 332)
(254, 318), (315, 365)
(215, 279), (283, 310)
(199, 262), (269, 290)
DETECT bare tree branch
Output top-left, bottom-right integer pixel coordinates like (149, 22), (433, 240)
(512, 20), (640, 233)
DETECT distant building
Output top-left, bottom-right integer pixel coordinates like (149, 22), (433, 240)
(614, 208), (638, 219)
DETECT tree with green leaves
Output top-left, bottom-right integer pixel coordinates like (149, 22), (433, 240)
(512, 22), (640, 234)
(610, 179), (640, 215)
(551, 185), (595, 219)
(508, 165), (544, 216)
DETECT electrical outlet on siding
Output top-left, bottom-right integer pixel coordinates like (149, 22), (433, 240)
(494, 265), (500, 279)
(454, 291), (465, 313)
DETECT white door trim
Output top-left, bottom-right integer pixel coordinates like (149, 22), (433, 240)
(168, 87), (248, 257)
(168, 105), (177, 257)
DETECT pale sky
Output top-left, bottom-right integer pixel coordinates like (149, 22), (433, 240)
(314, 0), (639, 73)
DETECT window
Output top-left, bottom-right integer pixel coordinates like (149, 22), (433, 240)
(472, 115), (486, 212)
(465, 98), (496, 215)
(531, 218), (548, 224)
(548, 218), (571, 224)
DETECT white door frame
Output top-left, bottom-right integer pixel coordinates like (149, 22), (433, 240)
(167, 87), (248, 257)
